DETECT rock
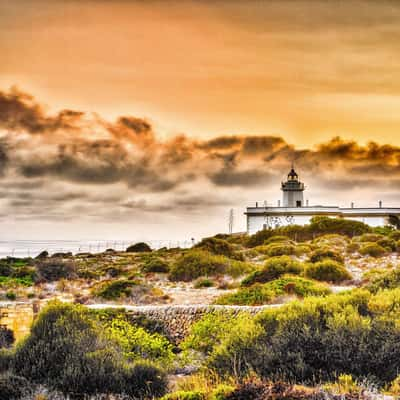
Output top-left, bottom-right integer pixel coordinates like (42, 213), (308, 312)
(126, 242), (152, 253)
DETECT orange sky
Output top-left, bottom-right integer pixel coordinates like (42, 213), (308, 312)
(2, 0), (400, 147)
(1, 0), (400, 241)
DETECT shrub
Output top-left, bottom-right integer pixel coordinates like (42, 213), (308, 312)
(359, 243), (386, 257)
(0, 349), (13, 373)
(294, 244), (311, 256)
(126, 242), (152, 252)
(264, 235), (291, 244)
(346, 242), (360, 253)
(309, 216), (370, 238)
(123, 362), (168, 398)
(246, 229), (274, 247)
(215, 276), (330, 306)
(389, 231), (400, 241)
(377, 238), (397, 251)
(0, 373), (33, 399)
(367, 267), (400, 293)
(35, 258), (76, 281)
(182, 312), (259, 356)
(211, 384), (235, 400)
(194, 237), (236, 258)
(13, 301), (166, 397)
(93, 279), (140, 300)
(0, 263), (12, 276)
(309, 247), (344, 263)
(304, 260), (351, 283)
(142, 258), (170, 273)
(35, 250), (49, 259)
(241, 256), (303, 286)
(266, 243), (296, 257)
(169, 250), (251, 282)
(354, 233), (384, 242)
(194, 278), (214, 288)
(389, 375), (400, 396)
(104, 318), (174, 368)
(205, 289), (400, 384)
(5, 291), (16, 301)
(162, 390), (206, 400)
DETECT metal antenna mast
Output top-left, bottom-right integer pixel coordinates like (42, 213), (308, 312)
(228, 208), (234, 234)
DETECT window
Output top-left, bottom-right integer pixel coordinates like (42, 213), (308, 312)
(296, 200), (302, 207)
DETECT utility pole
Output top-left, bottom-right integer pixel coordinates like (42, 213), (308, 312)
(228, 208), (234, 234)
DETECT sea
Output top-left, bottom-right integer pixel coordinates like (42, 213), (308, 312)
(0, 239), (195, 258)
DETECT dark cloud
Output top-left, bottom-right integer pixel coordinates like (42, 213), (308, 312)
(0, 87), (84, 134)
(1, 87), (400, 216)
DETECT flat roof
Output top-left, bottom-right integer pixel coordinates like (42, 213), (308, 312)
(245, 206), (400, 216)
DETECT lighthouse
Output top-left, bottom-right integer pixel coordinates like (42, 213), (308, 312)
(281, 167), (305, 207)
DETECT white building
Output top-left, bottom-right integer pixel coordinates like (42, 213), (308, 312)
(245, 167), (400, 235)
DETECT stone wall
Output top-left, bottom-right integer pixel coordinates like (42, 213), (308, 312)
(0, 302), (35, 342)
(0, 302), (273, 345)
(123, 304), (272, 343)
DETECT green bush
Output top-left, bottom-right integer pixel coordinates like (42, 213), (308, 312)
(142, 257), (170, 273)
(309, 247), (344, 263)
(354, 233), (384, 243)
(211, 384), (235, 400)
(105, 318), (174, 368)
(126, 242), (152, 252)
(253, 243), (296, 257)
(367, 267), (400, 293)
(123, 362), (168, 399)
(5, 291), (16, 301)
(346, 242), (360, 253)
(13, 301), (167, 397)
(241, 256), (303, 286)
(359, 243), (386, 257)
(35, 258), (76, 281)
(204, 289), (400, 384)
(389, 231), (400, 241)
(194, 278), (214, 288)
(294, 244), (312, 256)
(161, 390), (206, 400)
(194, 237), (236, 258)
(377, 238), (397, 252)
(264, 235), (291, 244)
(93, 279), (141, 300)
(309, 216), (370, 238)
(304, 260), (351, 283)
(0, 349), (13, 373)
(215, 276), (330, 305)
(169, 250), (251, 282)
(0, 373), (33, 399)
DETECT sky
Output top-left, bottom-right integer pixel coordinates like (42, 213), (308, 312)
(1, 0), (400, 240)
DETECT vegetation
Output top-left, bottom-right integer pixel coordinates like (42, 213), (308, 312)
(169, 250), (252, 281)
(9, 301), (168, 397)
(142, 257), (170, 273)
(36, 258), (76, 281)
(304, 260), (352, 283)
(185, 288), (400, 386)
(126, 242), (152, 252)
(194, 237), (239, 259)
(309, 247), (344, 263)
(241, 256), (303, 286)
(214, 276), (330, 305)
(359, 242), (387, 257)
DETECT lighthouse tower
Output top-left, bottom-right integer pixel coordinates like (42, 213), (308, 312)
(281, 167), (305, 207)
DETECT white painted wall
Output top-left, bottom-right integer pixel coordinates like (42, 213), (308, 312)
(247, 213), (390, 234)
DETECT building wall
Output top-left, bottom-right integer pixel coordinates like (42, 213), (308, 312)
(247, 214), (314, 235)
(343, 216), (388, 227)
(282, 190), (304, 207)
(247, 213), (391, 235)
